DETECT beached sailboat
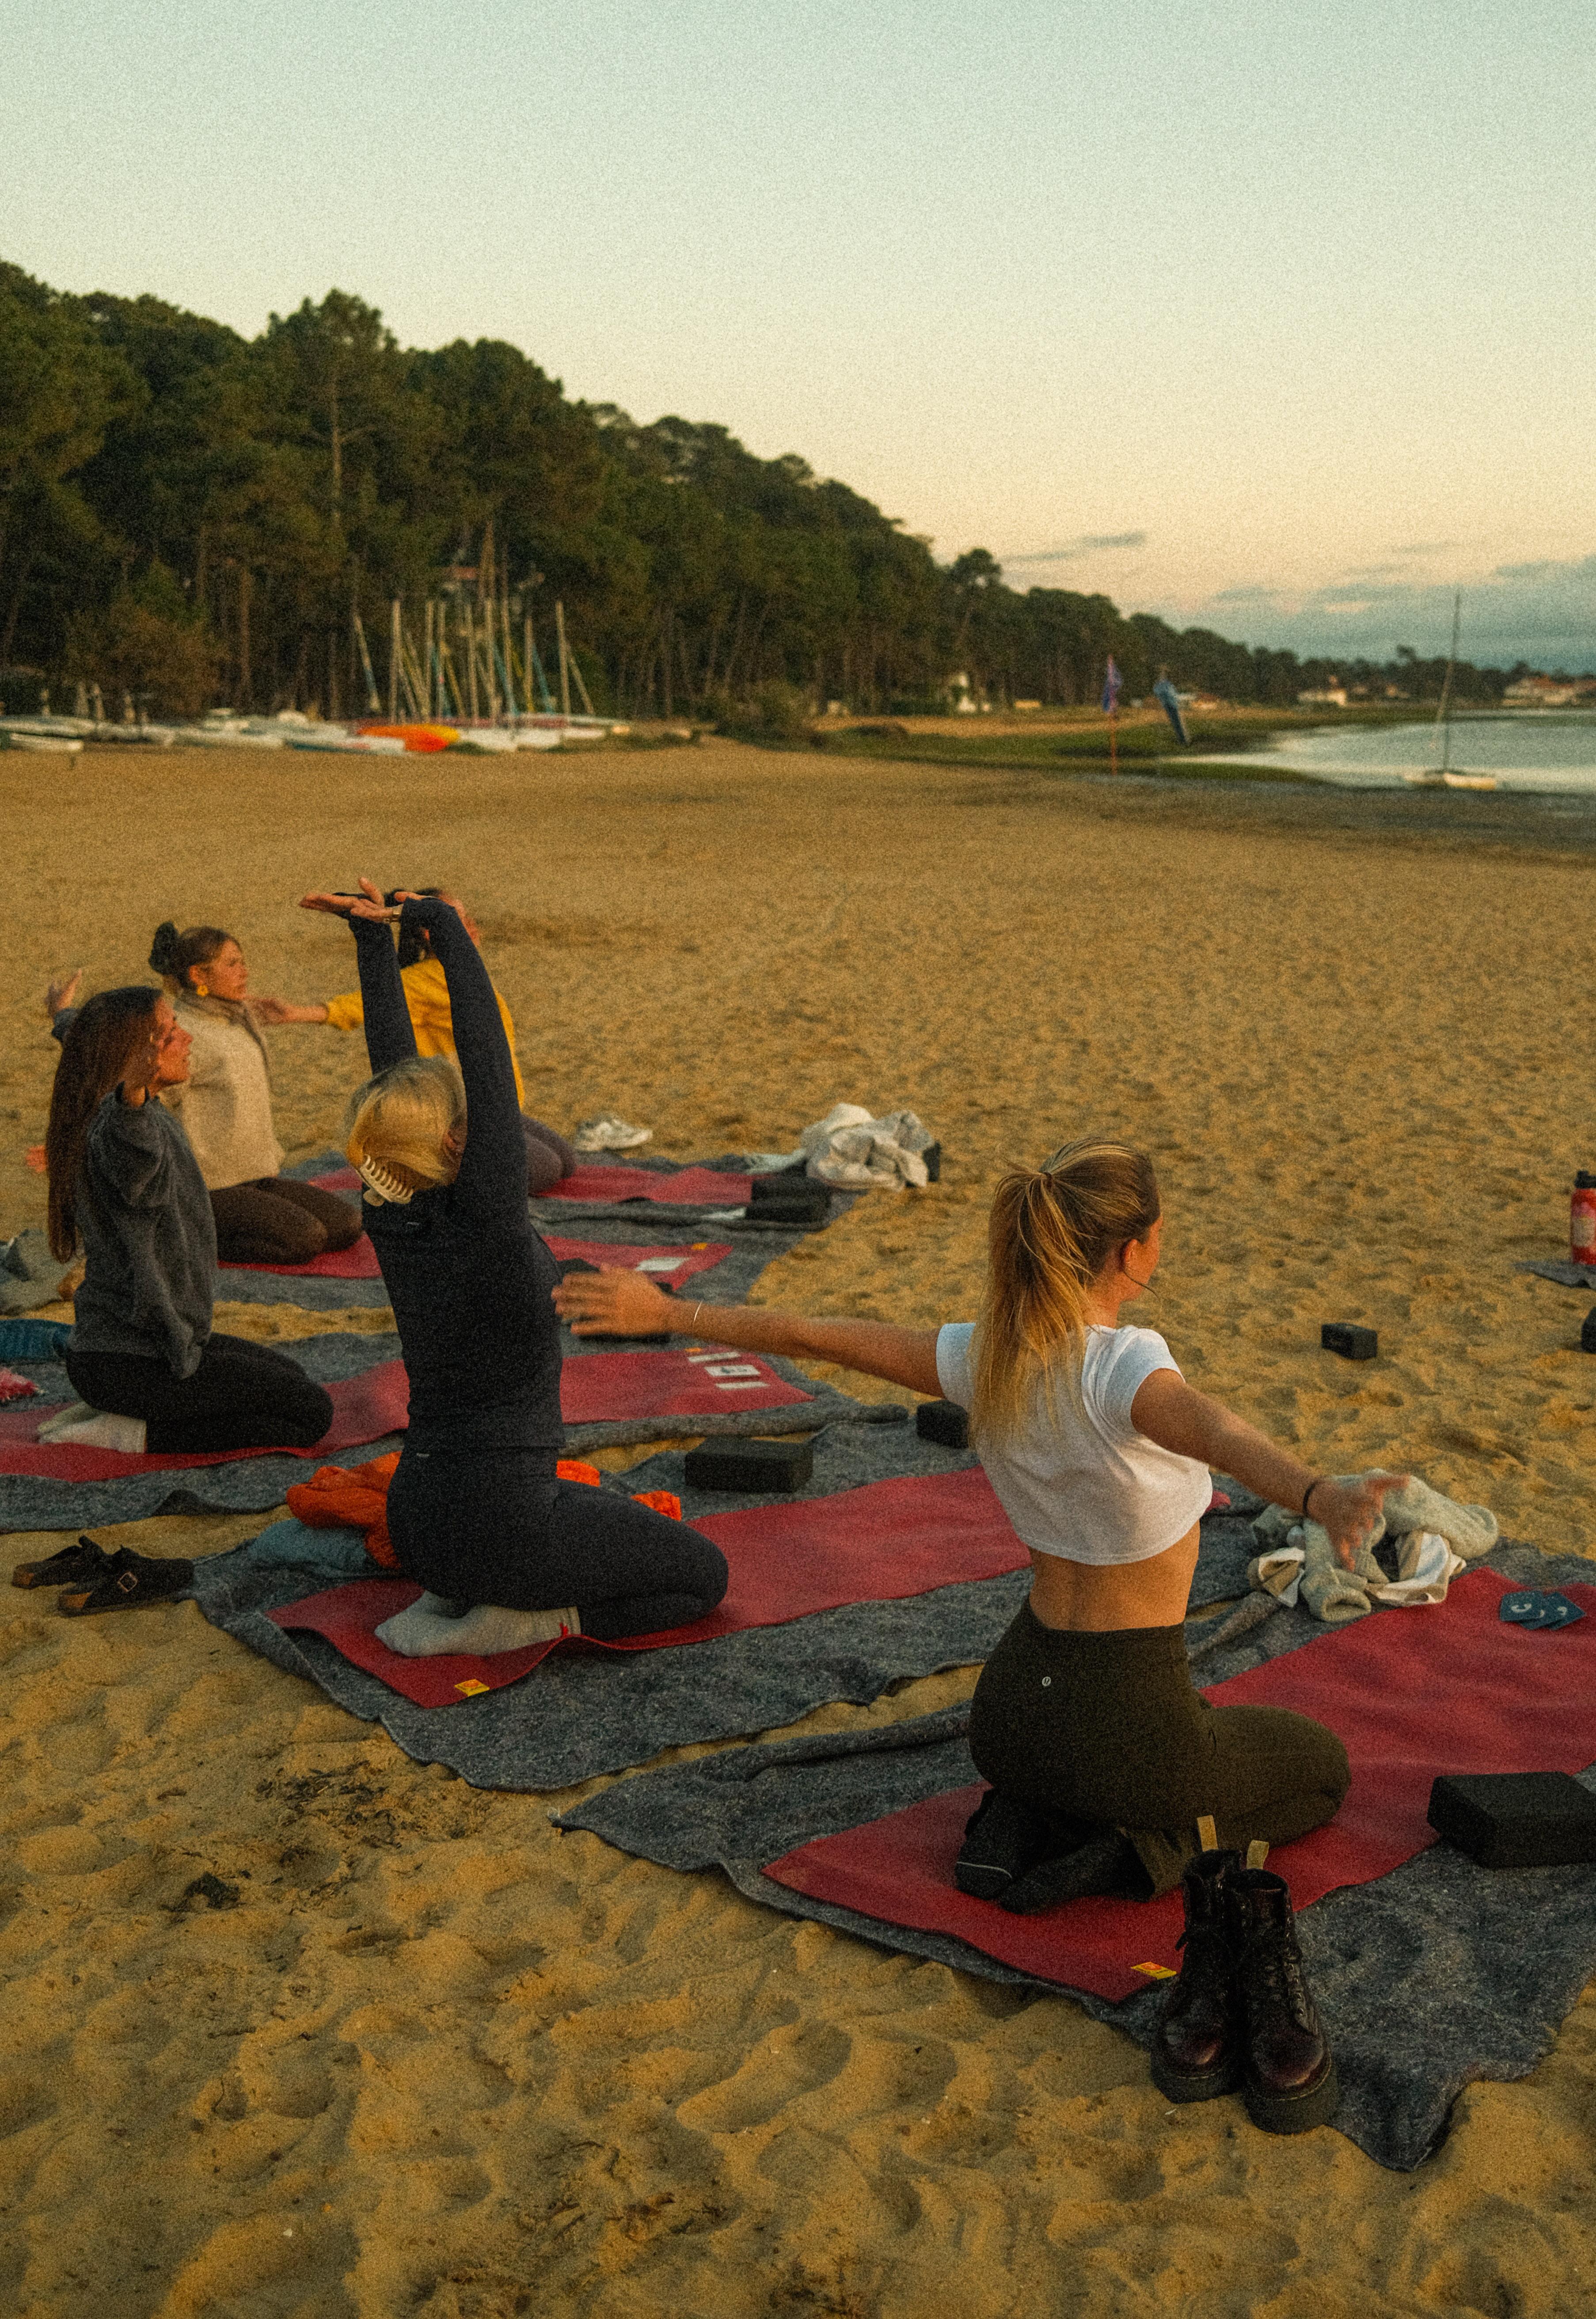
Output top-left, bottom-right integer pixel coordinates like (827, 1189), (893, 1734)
(1405, 595), (1497, 790)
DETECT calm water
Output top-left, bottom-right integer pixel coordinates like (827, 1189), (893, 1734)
(1196, 713), (1596, 794)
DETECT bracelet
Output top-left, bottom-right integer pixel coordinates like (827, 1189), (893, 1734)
(691, 1302), (703, 1334)
(1301, 1475), (1327, 1521)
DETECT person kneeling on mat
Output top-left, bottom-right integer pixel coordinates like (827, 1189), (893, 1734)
(556, 1137), (1411, 2135)
(300, 878), (727, 1658)
(43, 988), (335, 1455)
(146, 921), (364, 1266)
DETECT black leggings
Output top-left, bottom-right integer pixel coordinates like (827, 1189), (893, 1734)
(211, 1177), (364, 1266)
(969, 1601), (1350, 1897)
(387, 1446), (730, 1640)
(63, 1333), (334, 1455)
(523, 1118), (578, 1196)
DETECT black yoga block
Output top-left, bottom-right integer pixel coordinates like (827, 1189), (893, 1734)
(747, 1179), (831, 1225)
(916, 1399), (969, 1450)
(921, 1142), (942, 1183)
(1581, 1308), (1596, 1354)
(684, 1436), (814, 1494)
(1426, 1772), (1596, 1870)
(1321, 1321), (1378, 1361)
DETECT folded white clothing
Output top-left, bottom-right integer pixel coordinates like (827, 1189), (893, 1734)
(800, 1102), (936, 1190)
(1368, 1530), (1466, 1608)
(36, 1403), (148, 1454)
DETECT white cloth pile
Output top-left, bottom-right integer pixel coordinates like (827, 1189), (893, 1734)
(1249, 1475), (1498, 1623)
(746, 1103), (937, 1190)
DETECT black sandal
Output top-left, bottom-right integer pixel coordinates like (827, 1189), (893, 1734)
(59, 1547), (194, 1616)
(12, 1534), (110, 1591)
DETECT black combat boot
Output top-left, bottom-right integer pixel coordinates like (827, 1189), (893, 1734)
(1226, 1866), (1340, 2133)
(1149, 1849), (1242, 2102)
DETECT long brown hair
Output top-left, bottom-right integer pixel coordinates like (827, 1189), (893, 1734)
(148, 920), (230, 995)
(970, 1137), (1162, 1442)
(45, 987), (164, 1258)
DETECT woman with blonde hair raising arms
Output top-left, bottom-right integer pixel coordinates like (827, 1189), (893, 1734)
(300, 879), (726, 1657)
(556, 1137), (1409, 2134)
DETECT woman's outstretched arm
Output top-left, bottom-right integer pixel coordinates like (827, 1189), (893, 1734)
(1130, 1369), (1410, 1573)
(552, 1267), (942, 1395)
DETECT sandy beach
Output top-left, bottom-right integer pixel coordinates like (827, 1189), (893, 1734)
(2, 737), (1594, 2315)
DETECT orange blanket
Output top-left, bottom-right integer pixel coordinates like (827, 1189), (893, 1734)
(285, 1453), (679, 1571)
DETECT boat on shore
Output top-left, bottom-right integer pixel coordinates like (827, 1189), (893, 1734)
(1404, 596), (1497, 790)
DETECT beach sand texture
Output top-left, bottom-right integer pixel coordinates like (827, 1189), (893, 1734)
(1, 740), (1593, 2315)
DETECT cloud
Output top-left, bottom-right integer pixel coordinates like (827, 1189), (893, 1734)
(1000, 530), (1148, 568)
(1154, 553), (1596, 669)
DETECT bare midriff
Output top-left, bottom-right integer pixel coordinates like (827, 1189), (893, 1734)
(1026, 1521), (1201, 1633)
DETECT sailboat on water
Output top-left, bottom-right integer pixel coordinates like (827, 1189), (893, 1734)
(1404, 593), (1497, 789)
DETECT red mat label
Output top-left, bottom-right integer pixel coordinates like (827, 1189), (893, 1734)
(763, 1570), (1596, 2002)
(267, 1465), (1029, 1709)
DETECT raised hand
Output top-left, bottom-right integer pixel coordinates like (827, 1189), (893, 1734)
(45, 968), (82, 1017)
(300, 875), (400, 923)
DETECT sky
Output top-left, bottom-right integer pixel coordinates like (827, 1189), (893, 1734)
(5, 0), (1594, 668)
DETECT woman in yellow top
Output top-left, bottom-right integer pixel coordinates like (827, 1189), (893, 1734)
(258, 886), (577, 1194)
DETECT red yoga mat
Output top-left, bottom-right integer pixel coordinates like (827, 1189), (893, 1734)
(217, 1233), (733, 1286)
(763, 1568), (1596, 2003)
(220, 1236), (380, 1280)
(0, 1364), (410, 1480)
(267, 1463), (1030, 1708)
(312, 1164), (754, 1205)
(559, 1347), (810, 1426)
(545, 1238), (732, 1287)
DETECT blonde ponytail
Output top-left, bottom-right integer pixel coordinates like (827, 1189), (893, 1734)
(344, 1055), (466, 1196)
(970, 1138), (1160, 1442)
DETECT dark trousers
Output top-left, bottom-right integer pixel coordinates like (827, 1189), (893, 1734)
(522, 1118), (578, 1196)
(210, 1178), (364, 1266)
(969, 1601), (1350, 1896)
(64, 1332), (334, 1455)
(388, 1446), (729, 1640)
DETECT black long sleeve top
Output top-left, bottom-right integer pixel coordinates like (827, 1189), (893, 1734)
(350, 897), (562, 1456)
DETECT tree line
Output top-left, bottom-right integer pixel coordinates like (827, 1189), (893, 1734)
(0, 261), (1519, 721)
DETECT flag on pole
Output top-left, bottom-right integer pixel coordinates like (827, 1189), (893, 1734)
(1101, 656), (1122, 715)
(1153, 676), (1190, 745)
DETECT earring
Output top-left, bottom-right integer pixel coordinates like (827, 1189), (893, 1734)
(194, 982), (208, 997)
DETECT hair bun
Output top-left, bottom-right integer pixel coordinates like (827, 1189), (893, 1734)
(148, 921), (180, 973)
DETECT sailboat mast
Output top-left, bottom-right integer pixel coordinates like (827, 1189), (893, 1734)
(1435, 590), (1460, 773)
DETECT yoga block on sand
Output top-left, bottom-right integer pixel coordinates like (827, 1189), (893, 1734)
(915, 1399), (970, 1450)
(748, 1179), (832, 1225)
(1322, 1321), (1378, 1362)
(921, 1142), (942, 1183)
(683, 1437), (814, 1494)
(1581, 1308), (1596, 1354)
(1427, 1772), (1596, 1870)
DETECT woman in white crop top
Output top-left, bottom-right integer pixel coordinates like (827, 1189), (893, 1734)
(553, 1137), (1409, 1907)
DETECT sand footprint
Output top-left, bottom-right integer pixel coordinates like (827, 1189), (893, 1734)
(676, 2016), (852, 2136)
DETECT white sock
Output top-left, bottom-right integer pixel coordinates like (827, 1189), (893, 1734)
(374, 1598), (581, 1658)
(37, 1404), (147, 1453)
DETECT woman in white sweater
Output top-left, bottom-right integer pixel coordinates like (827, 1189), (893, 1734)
(147, 922), (362, 1266)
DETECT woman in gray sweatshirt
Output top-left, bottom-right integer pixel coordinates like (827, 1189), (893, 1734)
(44, 987), (334, 1454)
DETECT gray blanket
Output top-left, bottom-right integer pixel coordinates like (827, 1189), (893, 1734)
(557, 1540), (1596, 2173)
(0, 1330), (884, 1531)
(185, 1457), (1262, 1788)
(186, 1416), (1028, 1787)
(1517, 1258), (1596, 1291)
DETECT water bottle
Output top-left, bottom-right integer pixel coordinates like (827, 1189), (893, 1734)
(1573, 1172), (1596, 1266)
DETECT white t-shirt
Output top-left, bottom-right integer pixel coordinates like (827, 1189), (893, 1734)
(935, 1321), (1212, 1566)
